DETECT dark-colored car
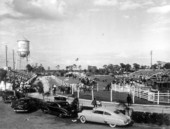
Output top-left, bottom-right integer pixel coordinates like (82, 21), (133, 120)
(40, 101), (76, 118)
(11, 97), (40, 113)
(54, 96), (67, 101)
(2, 91), (16, 103)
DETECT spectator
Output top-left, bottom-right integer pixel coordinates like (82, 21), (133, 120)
(91, 98), (97, 108)
(52, 85), (57, 95)
(127, 94), (132, 106)
(71, 97), (79, 122)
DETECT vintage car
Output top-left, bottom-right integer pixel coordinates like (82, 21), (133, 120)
(40, 101), (76, 118)
(11, 97), (39, 113)
(78, 107), (133, 128)
(54, 96), (67, 101)
(2, 91), (16, 103)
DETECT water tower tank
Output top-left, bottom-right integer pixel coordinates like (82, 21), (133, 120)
(17, 40), (30, 58)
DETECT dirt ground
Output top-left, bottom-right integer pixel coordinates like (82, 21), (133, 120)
(0, 97), (168, 129)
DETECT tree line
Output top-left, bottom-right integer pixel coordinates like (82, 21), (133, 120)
(25, 62), (170, 76)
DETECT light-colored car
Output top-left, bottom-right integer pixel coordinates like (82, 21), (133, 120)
(78, 107), (133, 128)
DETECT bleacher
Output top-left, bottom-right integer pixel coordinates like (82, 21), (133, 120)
(8, 70), (35, 81)
(129, 69), (170, 79)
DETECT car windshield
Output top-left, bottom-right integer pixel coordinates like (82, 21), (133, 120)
(18, 100), (28, 105)
(58, 102), (69, 107)
(114, 110), (121, 114)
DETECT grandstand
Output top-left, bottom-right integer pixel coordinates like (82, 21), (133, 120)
(129, 69), (170, 79)
(129, 69), (170, 91)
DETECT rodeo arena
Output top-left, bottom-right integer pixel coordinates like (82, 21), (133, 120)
(1, 40), (170, 129)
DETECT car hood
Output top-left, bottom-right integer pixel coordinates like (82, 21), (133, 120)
(80, 110), (93, 114)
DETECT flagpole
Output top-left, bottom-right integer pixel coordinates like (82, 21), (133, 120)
(75, 58), (79, 71)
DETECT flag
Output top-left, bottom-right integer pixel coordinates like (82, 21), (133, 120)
(75, 58), (79, 61)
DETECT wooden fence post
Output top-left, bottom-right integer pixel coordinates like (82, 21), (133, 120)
(97, 83), (98, 92)
(168, 90), (170, 104)
(157, 91), (159, 105)
(77, 84), (79, 99)
(92, 86), (94, 100)
(110, 83), (113, 102)
(71, 84), (74, 94)
(132, 87), (135, 104)
(137, 87), (139, 97)
(139, 88), (141, 98)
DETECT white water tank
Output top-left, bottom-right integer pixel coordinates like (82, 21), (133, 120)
(17, 40), (30, 58)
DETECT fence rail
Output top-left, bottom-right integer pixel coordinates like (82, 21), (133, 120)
(111, 83), (170, 105)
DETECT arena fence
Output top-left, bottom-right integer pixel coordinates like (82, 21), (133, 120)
(111, 83), (170, 105)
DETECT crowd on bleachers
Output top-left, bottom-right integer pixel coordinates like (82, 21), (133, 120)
(129, 69), (170, 80)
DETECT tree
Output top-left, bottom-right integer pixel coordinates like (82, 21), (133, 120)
(163, 63), (170, 69)
(66, 66), (69, 71)
(120, 63), (126, 73)
(133, 63), (140, 71)
(151, 64), (158, 69)
(78, 65), (82, 71)
(140, 65), (147, 69)
(120, 63), (126, 69)
(125, 64), (131, 72)
(56, 65), (60, 70)
(0, 69), (7, 82)
(83, 69), (87, 73)
(107, 64), (114, 73)
(26, 64), (33, 72)
(32, 64), (45, 73)
(103, 65), (108, 75)
(103, 65), (107, 69)
(69, 65), (73, 71)
(73, 64), (77, 71)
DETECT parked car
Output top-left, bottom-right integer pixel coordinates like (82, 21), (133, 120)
(40, 101), (76, 118)
(54, 96), (67, 101)
(2, 90), (16, 103)
(78, 107), (133, 128)
(11, 97), (40, 113)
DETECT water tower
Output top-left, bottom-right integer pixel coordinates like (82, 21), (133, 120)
(17, 39), (30, 69)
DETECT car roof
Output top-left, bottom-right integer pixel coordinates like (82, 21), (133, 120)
(46, 100), (68, 103)
(93, 107), (113, 113)
(19, 97), (32, 100)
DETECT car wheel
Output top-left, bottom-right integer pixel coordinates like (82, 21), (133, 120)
(58, 114), (63, 118)
(80, 116), (86, 123)
(109, 124), (116, 128)
(41, 108), (49, 114)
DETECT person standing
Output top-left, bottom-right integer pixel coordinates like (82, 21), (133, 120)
(127, 94), (132, 106)
(53, 85), (57, 95)
(91, 98), (97, 108)
(71, 97), (79, 122)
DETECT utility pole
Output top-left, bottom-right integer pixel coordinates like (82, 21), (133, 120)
(150, 50), (152, 68)
(5, 45), (8, 67)
(13, 49), (15, 70)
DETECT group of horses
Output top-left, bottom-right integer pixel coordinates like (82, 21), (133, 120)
(57, 77), (98, 94)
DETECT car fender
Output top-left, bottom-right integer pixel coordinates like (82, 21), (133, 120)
(78, 110), (92, 121)
(104, 116), (123, 125)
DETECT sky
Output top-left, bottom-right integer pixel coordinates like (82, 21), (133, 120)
(0, 0), (170, 69)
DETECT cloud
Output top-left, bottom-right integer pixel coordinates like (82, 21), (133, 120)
(0, 0), (67, 20)
(119, 1), (142, 10)
(94, 0), (118, 6)
(147, 5), (170, 14)
(94, 0), (142, 10)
